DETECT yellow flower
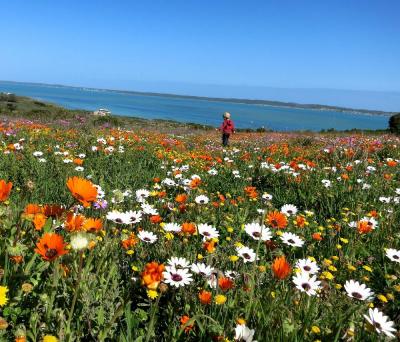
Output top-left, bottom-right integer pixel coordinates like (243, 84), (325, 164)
(323, 259), (332, 266)
(236, 318), (246, 325)
(215, 294), (227, 305)
(363, 265), (373, 273)
(147, 290), (158, 300)
(271, 291), (276, 298)
(0, 286), (8, 307)
(227, 227), (234, 233)
(386, 293), (394, 301)
(126, 250), (134, 255)
(311, 326), (321, 334)
(336, 244), (342, 249)
(258, 265), (267, 273)
(131, 265), (139, 272)
(234, 242), (244, 248)
(275, 231), (283, 236)
(43, 336), (58, 342)
(165, 232), (174, 240)
(335, 283), (342, 289)
(347, 264), (356, 272)
(321, 272), (334, 280)
(229, 255), (239, 262)
(197, 254), (203, 260)
(226, 237), (231, 241)
(331, 256), (339, 261)
(393, 285), (400, 292)
(377, 294), (388, 303)
(328, 266), (337, 272)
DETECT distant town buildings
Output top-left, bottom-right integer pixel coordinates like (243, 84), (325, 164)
(93, 108), (111, 116)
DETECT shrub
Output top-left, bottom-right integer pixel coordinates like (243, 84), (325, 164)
(388, 113), (400, 134)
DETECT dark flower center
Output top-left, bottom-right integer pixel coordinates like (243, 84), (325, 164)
(203, 231), (210, 236)
(302, 283), (311, 291)
(303, 266), (311, 271)
(242, 253), (251, 259)
(393, 255), (399, 260)
(351, 292), (363, 299)
(288, 239), (295, 244)
(144, 237), (150, 241)
(373, 322), (382, 330)
(171, 273), (183, 282)
(252, 232), (261, 238)
(271, 219), (278, 226)
(45, 248), (58, 259)
(116, 218), (123, 223)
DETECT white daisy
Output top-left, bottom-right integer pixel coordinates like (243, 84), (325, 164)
(281, 204), (298, 216)
(33, 151), (43, 157)
(163, 223), (182, 233)
(75, 166), (84, 172)
(136, 189), (150, 203)
(167, 257), (191, 269)
(141, 203), (159, 215)
(234, 324), (256, 342)
(163, 267), (193, 287)
(385, 248), (400, 263)
(197, 223), (219, 239)
(295, 259), (320, 275)
(244, 222), (272, 241)
(225, 270), (239, 279)
(191, 263), (214, 277)
(195, 195), (209, 205)
(344, 280), (374, 301)
(236, 246), (257, 263)
(123, 210), (142, 224)
(262, 193), (273, 201)
(280, 232), (304, 248)
(363, 308), (396, 338)
(137, 230), (158, 244)
(106, 210), (125, 224)
(292, 272), (321, 296)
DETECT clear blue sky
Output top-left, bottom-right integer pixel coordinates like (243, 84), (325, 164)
(1, 0), (400, 110)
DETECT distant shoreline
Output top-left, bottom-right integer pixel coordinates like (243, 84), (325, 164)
(0, 80), (394, 117)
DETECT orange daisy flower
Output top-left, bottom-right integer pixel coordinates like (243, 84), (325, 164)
(141, 262), (165, 290)
(35, 233), (68, 261)
(218, 277), (234, 291)
(65, 212), (85, 232)
(272, 255), (291, 280)
(0, 180), (12, 201)
(198, 290), (212, 305)
(181, 222), (196, 235)
(33, 213), (47, 231)
(66, 177), (97, 207)
(266, 211), (288, 229)
(83, 218), (103, 233)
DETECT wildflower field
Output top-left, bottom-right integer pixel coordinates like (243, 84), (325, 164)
(0, 119), (399, 341)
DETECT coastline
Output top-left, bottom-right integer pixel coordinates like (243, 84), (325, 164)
(0, 80), (394, 117)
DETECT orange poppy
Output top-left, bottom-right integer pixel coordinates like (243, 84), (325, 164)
(24, 203), (42, 216)
(83, 218), (103, 233)
(175, 194), (188, 203)
(312, 232), (323, 241)
(180, 315), (194, 333)
(66, 177), (97, 207)
(33, 213), (47, 231)
(121, 233), (138, 249)
(141, 262), (165, 290)
(65, 212), (85, 232)
(150, 215), (162, 224)
(272, 256), (291, 280)
(43, 204), (64, 218)
(295, 215), (306, 228)
(198, 290), (212, 305)
(0, 180), (12, 201)
(203, 240), (216, 253)
(266, 211), (288, 229)
(181, 222), (196, 235)
(357, 220), (373, 234)
(35, 233), (68, 261)
(218, 277), (234, 291)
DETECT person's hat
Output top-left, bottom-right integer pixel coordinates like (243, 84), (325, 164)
(223, 112), (231, 119)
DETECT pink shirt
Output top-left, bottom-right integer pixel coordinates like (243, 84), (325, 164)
(220, 119), (235, 134)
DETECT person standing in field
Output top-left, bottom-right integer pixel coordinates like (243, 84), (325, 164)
(220, 112), (235, 146)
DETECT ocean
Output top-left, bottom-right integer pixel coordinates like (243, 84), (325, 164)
(0, 81), (390, 131)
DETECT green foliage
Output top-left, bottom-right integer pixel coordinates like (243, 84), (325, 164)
(389, 113), (400, 134)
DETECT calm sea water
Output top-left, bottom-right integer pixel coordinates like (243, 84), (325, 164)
(0, 81), (389, 131)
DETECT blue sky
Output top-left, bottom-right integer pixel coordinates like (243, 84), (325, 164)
(1, 0), (400, 110)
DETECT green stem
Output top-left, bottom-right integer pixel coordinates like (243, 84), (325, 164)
(145, 295), (161, 342)
(46, 260), (60, 323)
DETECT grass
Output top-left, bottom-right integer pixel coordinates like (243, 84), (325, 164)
(0, 96), (399, 341)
